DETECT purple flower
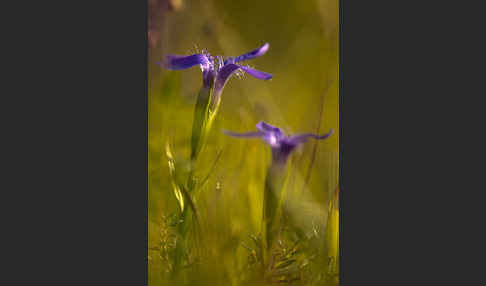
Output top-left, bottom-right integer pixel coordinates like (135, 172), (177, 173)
(223, 121), (333, 164)
(159, 43), (272, 106)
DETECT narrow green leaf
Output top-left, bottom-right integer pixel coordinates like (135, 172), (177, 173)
(165, 142), (184, 213)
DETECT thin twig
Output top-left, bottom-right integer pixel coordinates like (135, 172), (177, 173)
(199, 149), (223, 189)
(301, 80), (334, 195)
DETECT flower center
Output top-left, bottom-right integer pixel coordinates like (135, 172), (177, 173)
(269, 134), (278, 146)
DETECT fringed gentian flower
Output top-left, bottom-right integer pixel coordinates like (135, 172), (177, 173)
(224, 121), (333, 269)
(223, 121), (334, 165)
(161, 43), (272, 109)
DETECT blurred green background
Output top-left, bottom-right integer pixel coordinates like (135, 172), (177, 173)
(148, 0), (338, 284)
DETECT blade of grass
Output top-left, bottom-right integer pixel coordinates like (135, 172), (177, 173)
(198, 149), (223, 189)
(301, 79), (334, 195)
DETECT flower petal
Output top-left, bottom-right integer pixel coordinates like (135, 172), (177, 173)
(215, 63), (240, 88)
(256, 121), (283, 136)
(234, 43), (270, 62)
(239, 65), (272, 80)
(288, 129), (334, 145)
(222, 129), (264, 138)
(208, 63), (242, 112)
(212, 63), (241, 98)
(162, 54), (209, 70)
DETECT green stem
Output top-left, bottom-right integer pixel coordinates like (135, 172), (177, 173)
(262, 162), (289, 271)
(190, 86), (212, 161)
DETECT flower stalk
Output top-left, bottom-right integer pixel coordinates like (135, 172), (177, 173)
(261, 161), (289, 268)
